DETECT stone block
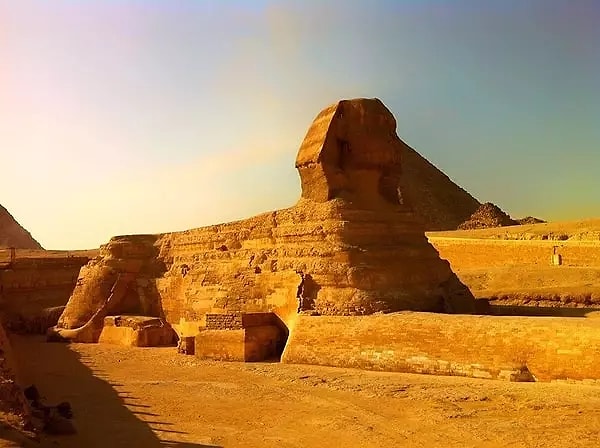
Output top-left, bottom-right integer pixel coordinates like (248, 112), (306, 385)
(98, 315), (176, 347)
(196, 312), (285, 362)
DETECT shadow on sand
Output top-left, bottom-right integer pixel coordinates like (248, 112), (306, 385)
(11, 335), (220, 448)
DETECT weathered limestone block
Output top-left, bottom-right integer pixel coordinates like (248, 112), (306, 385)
(196, 329), (246, 361)
(195, 312), (286, 362)
(56, 98), (476, 343)
(98, 316), (176, 347)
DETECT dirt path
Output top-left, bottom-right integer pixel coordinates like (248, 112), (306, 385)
(9, 335), (600, 447)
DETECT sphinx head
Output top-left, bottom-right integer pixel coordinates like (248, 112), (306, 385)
(295, 98), (406, 209)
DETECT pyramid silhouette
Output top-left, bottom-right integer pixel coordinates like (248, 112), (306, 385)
(0, 204), (42, 249)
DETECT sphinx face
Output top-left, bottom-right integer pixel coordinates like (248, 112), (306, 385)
(295, 98), (406, 208)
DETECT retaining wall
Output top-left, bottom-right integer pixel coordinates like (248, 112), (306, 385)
(429, 237), (600, 269)
(282, 312), (600, 382)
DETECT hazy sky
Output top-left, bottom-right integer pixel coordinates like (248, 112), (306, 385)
(1, 0), (598, 249)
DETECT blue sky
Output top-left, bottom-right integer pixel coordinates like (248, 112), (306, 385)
(1, 0), (598, 249)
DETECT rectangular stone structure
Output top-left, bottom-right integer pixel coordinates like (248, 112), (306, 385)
(98, 315), (176, 347)
(196, 312), (284, 362)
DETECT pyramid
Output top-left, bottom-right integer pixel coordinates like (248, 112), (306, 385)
(0, 204), (42, 249)
(458, 202), (517, 230)
(399, 146), (481, 231)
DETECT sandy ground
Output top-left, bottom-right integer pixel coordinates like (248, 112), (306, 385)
(4, 336), (600, 448)
(451, 265), (600, 305)
(427, 221), (600, 305)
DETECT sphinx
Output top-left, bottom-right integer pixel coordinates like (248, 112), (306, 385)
(48, 98), (476, 346)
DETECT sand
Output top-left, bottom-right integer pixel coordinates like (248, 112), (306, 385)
(6, 335), (600, 448)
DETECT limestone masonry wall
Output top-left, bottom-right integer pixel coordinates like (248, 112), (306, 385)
(0, 255), (91, 332)
(429, 238), (600, 269)
(282, 312), (600, 382)
(429, 237), (600, 305)
(98, 316), (176, 347)
(195, 330), (246, 361)
(206, 313), (243, 330)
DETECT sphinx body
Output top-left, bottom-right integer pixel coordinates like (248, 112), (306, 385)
(52, 98), (475, 342)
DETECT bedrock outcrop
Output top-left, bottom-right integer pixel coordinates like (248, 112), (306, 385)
(55, 98), (476, 340)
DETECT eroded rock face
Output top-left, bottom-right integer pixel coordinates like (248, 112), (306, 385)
(56, 98), (476, 339)
(58, 235), (166, 330)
